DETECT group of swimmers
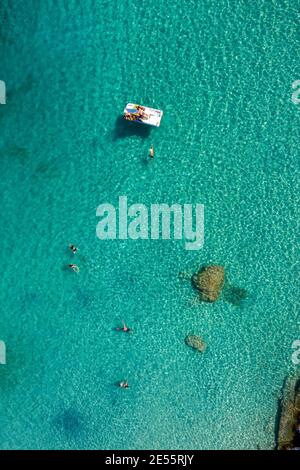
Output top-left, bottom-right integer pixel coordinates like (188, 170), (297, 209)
(68, 247), (131, 387)
(68, 244), (80, 272)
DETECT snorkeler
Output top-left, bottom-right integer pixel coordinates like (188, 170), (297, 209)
(116, 322), (132, 333)
(69, 244), (78, 254)
(149, 145), (154, 159)
(69, 263), (80, 273)
(119, 381), (129, 388)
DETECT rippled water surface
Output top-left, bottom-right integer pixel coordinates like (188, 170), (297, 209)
(0, 0), (299, 449)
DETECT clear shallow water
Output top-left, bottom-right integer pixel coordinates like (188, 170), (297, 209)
(0, 0), (299, 450)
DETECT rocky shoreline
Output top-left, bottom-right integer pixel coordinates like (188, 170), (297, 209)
(276, 375), (300, 450)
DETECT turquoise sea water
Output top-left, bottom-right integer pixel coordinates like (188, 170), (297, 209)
(0, 0), (299, 450)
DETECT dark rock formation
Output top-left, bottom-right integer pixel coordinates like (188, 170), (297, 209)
(185, 334), (206, 352)
(193, 265), (225, 302)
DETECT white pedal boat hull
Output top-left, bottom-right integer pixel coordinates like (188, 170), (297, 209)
(124, 103), (163, 127)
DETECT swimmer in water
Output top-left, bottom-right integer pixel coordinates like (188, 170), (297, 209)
(119, 381), (129, 388)
(69, 263), (80, 273)
(116, 322), (132, 333)
(149, 145), (154, 159)
(69, 244), (78, 254)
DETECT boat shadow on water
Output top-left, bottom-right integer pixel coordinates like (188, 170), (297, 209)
(113, 115), (151, 140)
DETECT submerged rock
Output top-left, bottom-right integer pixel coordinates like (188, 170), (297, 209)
(185, 334), (206, 352)
(193, 265), (225, 302)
